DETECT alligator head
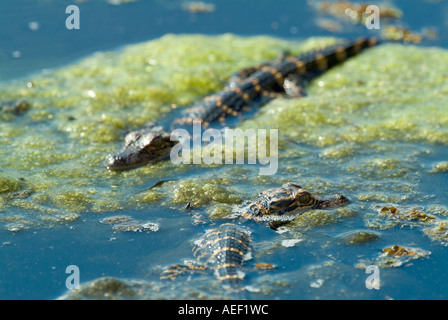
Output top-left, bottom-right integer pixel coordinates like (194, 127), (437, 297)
(104, 123), (177, 171)
(238, 182), (349, 221)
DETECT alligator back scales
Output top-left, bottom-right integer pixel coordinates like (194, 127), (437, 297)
(172, 37), (380, 129)
(192, 223), (251, 290)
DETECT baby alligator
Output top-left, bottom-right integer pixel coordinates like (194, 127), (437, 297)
(105, 37), (380, 170)
(161, 183), (349, 291)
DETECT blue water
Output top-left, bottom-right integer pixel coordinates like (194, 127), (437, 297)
(2, 0), (448, 81)
(1, 0), (448, 300)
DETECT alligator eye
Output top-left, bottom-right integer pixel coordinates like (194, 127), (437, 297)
(297, 193), (311, 204)
(151, 136), (163, 147)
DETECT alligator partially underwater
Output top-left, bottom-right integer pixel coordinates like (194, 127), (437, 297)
(104, 37), (381, 171)
(161, 183), (349, 291)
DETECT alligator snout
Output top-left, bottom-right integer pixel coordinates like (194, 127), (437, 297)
(104, 154), (127, 171)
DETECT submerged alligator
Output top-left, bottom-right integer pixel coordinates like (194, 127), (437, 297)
(104, 36), (380, 170)
(161, 183), (349, 291)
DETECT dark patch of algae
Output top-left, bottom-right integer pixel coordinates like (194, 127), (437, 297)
(1, 34), (448, 237)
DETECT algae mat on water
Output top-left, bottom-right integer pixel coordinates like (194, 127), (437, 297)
(0, 34), (448, 232)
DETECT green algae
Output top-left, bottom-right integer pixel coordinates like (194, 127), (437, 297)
(100, 215), (160, 232)
(52, 190), (95, 212)
(59, 275), (231, 300)
(0, 34), (448, 231)
(130, 177), (241, 214)
(430, 161), (448, 173)
(319, 143), (356, 158)
(288, 206), (359, 231)
(0, 176), (24, 194)
(162, 179), (242, 207)
(336, 230), (381, 245)
(427, 204), (448, 216)
(61, 277), (141, 300)
(423, 220), (448, 246)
